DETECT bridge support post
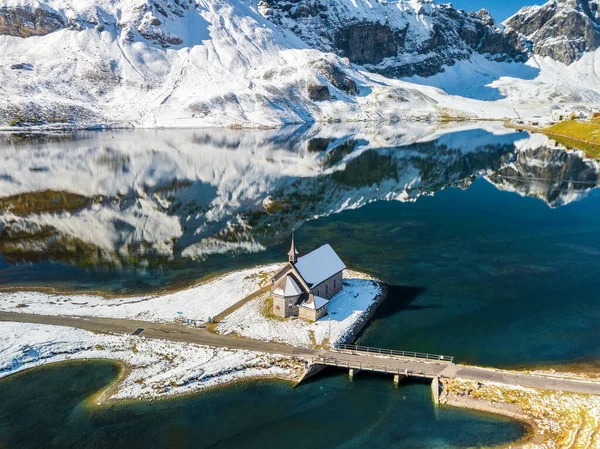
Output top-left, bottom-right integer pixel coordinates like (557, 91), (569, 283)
(431, 376), (440, 405)
(393, 374), (406, 388)
(349, 368), (360, 380)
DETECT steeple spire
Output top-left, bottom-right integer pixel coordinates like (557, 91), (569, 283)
(288, 230), (297, 264)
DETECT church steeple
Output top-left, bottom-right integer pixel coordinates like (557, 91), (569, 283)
(288, 230), (297, 264)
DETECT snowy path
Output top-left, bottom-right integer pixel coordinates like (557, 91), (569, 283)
(0, 311), (315, 358)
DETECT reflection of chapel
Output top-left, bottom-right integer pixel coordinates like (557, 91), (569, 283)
(270, 233), (346, 322)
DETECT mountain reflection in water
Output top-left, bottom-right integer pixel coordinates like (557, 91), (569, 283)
(1, 123), (598, 289)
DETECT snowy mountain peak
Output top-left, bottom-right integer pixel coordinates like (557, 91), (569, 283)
(504, 0), (600, 64)
(261, 0), (526, 78)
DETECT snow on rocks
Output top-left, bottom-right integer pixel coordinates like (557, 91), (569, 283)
(0, 0), (531, 131)
(0, 264), (280, 323)
(442, 377), (600, 449)
(0, 321), (303, 400)
(216, 270), (383, 348)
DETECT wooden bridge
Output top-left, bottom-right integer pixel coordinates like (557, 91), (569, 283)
(309, 343), (600, 403)
(331, 343), (454, 363)
(311, 343), (455, 403)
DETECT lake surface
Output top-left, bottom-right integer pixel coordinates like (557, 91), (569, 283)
(0, 361), (527, 449)
(1, 123), (599, 447)
(2, 124), (600, 367)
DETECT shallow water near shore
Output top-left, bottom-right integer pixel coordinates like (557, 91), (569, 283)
(0, 361), (527, 449)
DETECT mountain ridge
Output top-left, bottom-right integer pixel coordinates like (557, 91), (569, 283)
(504, 0), (600, 65)
(0, 0), (599, 129)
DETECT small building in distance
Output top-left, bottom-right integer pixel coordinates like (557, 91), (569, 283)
(589, 111), (600, 121)
(270, 233), (346, 322)
(551, 110), (578, 123)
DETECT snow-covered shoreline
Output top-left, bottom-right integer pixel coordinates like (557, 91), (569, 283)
(0, 117), (507, 133)
(0, 321), (305, 401)
(0, 264), (282, 323)
(441, 377), (600, 449)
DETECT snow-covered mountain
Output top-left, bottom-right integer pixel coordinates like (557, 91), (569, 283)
(0, 0), (509, 130)
(1, 124), (598, 269)
(1, 0), (600, 129)
(504, 0), (600, 65)
(260, 0), (526, 78)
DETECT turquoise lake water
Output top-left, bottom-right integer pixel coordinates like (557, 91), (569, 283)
(1, 125), (599, 446)
(0, 361), (527, 449)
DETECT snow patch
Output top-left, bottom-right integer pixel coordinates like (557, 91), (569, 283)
(0, 321), (302, 400)
(0, 264), (281, 323)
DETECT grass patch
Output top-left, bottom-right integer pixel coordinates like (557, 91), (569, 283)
(260, 295), (287, 321)
(544, 120), (600, 158)
(546, 120), (600, 141)
(308, 330), (330, 349)
(436, 107), (473, 122)
(243, 270), (273, 288)
(163, 353), (177, 363)
(308, 330), (317, 347)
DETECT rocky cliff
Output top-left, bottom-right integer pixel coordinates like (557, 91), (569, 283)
(1, 0), (464, 130)
(260, 0), (526, 78)
(0, 0), (599, 129)
(504, 0), (600, 65)
(0, 5), (64, 37)
(0, 1), (190, 46)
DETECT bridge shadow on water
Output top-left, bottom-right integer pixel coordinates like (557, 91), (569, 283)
(297, 365), (432, 388)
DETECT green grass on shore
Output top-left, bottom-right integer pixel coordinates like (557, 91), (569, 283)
(544, 120), (600, 159)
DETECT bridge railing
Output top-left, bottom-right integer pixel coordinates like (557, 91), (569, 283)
(313, 357), (416, 375)
(333, 343), (454, 364)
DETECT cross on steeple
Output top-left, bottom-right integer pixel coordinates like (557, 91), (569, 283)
(288, 230), (298, 264)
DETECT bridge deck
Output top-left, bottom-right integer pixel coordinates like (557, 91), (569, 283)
(314, 344), (454, 378)
(334, 344), (454, 364)
(314, 356), (435, 378)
